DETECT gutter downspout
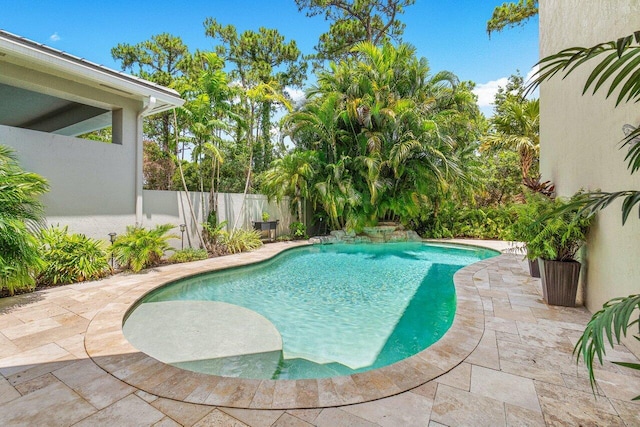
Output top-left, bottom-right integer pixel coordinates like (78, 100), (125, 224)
(135, 96), (156, 226)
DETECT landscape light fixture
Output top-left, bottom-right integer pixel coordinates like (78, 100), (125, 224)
(108, 232), (116, 268)
(179, 224), (186, 249)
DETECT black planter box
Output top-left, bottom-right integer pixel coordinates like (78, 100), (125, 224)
(528, 258), (541, 278)
(253, 220), (279, 241)
(539, 258), (581, 307)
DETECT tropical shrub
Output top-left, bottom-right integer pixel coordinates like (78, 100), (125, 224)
(38, 226), (110, 285)
(202, 220), (228, 255)
(221, 229), (263, 254)
(506, 192), (555, 259)
(526, 195), (593, 262)
(111, 224), (176, 272)
(168, 248), (209, 263)
(416, 203), (516, 240)
(482, 97), (539, 180)
(449, 207), (516, 239)
(260, 151), (317, 224)
(576, 294), (640, 401)
(289, 222), (307, 240)
(0, 145), (48, 296)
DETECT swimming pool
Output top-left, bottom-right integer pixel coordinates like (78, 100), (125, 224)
(123, 242), (497, 380)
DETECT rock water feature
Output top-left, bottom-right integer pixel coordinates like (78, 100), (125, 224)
(309, 222), (422, 244)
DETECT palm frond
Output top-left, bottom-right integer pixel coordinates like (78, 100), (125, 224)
(574, 294), (640, 400)
(567, 190), (640, 225)
(527, 31), (640, 106)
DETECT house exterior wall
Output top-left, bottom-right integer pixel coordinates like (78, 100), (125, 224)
(539, 1), (640, 314)
(1, 124), (139, 237)
(1, 56), (147, 238)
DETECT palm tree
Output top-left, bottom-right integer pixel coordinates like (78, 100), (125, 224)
(285, 92), (348, 164)
(285, 42), (478, 229)
(0, 145), (48, 295)
(261, 151), (317, 223)
(314, 157), (361, 231)
(482, 98), (539, 179)
(175, 52), (233, 220)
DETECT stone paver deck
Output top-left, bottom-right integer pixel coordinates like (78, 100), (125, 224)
(0, 240), (639, 426)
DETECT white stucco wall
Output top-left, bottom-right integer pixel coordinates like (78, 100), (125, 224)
(143, 190), (294, 249)
(1, 124), (139, 236)
(217, 193), (293, 236)
(539, 1), (640, 313)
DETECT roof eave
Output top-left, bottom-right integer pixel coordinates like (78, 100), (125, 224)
(0, 30), (185, 111)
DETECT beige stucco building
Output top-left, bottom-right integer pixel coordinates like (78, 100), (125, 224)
(0, 30), (185, 238)
(539, 1), (640, 314)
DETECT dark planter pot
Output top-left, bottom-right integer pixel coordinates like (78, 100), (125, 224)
(528, 258), (541, 278)
(539, 258), (581, 307)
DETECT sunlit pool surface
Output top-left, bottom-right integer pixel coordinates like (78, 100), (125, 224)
(123, 242), (497, 380)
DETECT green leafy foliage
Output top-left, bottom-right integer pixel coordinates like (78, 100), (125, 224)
(526, 195), (594, 261)
(570, 190), (640, 226)
(281, 42), (482, 231)
(417, 203), (516, 240)
(474, 151), (524, 206)
(574, 294), (640, 400)
(111, 224), (176, 273)
(505, 192), (555, 259)
(202, 220), (228, 255)
(260, 151), (317, 223)
(78, 126), (113, 143)
(487, 0), (538, 36)
(0, 145), (49, 296)
(221, 229), (263, 254)
(482, 98), (539, 179)
(289, 222), (308, 240)
(38, 226), (109, 285)
(143, 140), (175, 191)
(168, 248), (209, 263)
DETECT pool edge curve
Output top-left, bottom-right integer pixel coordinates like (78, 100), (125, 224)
(85, 240), (504, 409)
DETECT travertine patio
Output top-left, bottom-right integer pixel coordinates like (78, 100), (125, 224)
(0, 240), (638, 426)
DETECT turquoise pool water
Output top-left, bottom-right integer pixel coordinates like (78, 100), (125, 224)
(124, 242), (497, 380)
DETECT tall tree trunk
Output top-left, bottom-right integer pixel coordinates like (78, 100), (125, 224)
(173, 110), (205, 249)
(296, 185), (303, 224)
(232, 103), (257, 232)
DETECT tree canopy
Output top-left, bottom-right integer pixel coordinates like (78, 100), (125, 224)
(487, 0), (538, 36)
(102, 5), (536, 240)
(271, 42), (482, 231)
(295, 0), (415, 65)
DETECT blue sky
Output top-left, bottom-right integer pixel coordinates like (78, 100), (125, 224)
(0, 0), (538, 114)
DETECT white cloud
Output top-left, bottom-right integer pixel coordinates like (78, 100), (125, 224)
(285, 87), (306, 106)
(473, 77), (509, 108)
(524, 65), (540, 99)
(524, 65), (539, 86)
(49, 32), (61, 42)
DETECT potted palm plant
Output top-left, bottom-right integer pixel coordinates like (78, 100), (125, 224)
(508, 191), (555, 277)
(526, 195), (593, 307)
